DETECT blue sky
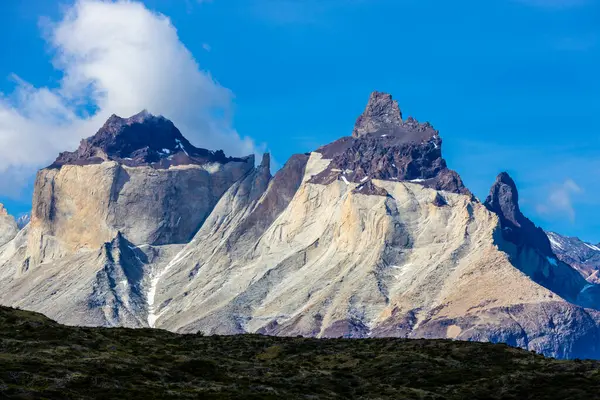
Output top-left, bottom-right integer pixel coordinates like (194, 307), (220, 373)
(0, 0), (598, 242)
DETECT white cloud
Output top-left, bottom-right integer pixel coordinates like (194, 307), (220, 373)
(536, 179), (583, 223)
(0, 0), (261, 198)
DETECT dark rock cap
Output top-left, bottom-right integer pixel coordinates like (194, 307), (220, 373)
(49, 111), (249, 169)
(352, 91), (403, 138)
(310, 91), (468, 195)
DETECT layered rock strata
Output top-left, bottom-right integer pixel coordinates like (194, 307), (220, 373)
(1, 93), (599, 360)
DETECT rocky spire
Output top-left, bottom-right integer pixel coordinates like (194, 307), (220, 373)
(260, 153), (271, 170)
(484, 172), (553, 256)
(352, 91), (403, 138)
(484, 172), (521, 228)
(310, 91), (467, 195)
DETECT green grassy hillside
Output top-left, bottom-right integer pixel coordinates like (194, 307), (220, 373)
(1, 306), (599, 399)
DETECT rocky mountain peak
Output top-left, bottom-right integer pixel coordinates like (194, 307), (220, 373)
(0, 204), (8, 217)
(311, 91), (468, 195)
(260, 153), (271, 170)
(50, 111), (248, 169)
(351, 91), (438, 142)
(105, 109), (153, 127)
(485, 172), (520, 227)
(484, 172), (553, 256)
(352, 91), (403, 138)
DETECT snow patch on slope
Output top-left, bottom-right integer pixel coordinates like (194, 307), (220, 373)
(585, 243), (600, 252)
(147, 248), (192, 327)
(548, 234), (564, 250)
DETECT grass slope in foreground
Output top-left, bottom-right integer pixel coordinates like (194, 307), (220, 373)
(1, 306), (600, 399)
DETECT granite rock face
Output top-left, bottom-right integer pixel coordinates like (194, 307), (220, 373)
(28, 112), (254, 266)
(1, 93), (600, 360)
(29, 159), (253, 264)
(153, 155), (600, 359)
(0, 112), (256, 327)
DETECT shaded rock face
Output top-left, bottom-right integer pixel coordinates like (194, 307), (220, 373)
(484, 173), (594, 307)
(352, 180), (390, 197)
(432, 193), (447, 207)
(547, 231), (600, 284)
(29, 159), (253, 263)
(403, 302), (600, 360)
(0, 228), (162, 328)
(146, 152), (310, 328)
(28, 113), (255, 265)
(87, 232), (148, 327)
(484, 172), (553, 256)
(50, 110), (246, 169)
(221, 153), (309, 249)
(310, 92), (469, 195)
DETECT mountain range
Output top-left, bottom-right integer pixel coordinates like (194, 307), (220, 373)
(0, 91), (598, 359)
(547, 231), (600, 284)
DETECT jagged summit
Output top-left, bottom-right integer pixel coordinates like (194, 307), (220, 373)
(485, 172), (520, 227)
(352, 91), (436, 144)
(352, 91), (403, 137)
(311, 91), (468, 195)
(260, 153), (271, 169)
(49, 111), (249, 169)
(484, 172), (553, 256)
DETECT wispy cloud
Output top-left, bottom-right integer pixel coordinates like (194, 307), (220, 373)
(0, 0), (262, 198)
(536, 179), (583, 223)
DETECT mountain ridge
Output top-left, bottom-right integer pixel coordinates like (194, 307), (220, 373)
(547, 231), (600, 284)
(0, 91), (599, 360)
(50, 109), (249, 170)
